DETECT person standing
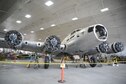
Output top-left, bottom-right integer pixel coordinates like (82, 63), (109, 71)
(44, 51), (50, 69)
(113, 56), (118, 66)
(34, 53), (40, 68)
(27, 53), (34, 68)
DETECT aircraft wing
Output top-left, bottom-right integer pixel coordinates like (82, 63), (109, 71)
(0, 30), (61, 53)
(0, 37), (44, 52)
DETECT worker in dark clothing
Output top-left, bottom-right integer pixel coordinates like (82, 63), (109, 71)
(44, 52), (50, 69)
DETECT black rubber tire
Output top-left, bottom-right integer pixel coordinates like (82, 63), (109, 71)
(44, 56), (50, 69)
(89, 56), (97, 67)
(80, 64), (86, 68)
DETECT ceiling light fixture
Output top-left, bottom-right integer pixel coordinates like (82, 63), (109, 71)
(100, 8), (109, 12)
(39, 39), (41, 40)
(72, 17), (78, 21)
(4, 29), (8, 32)
(24, 33), (27, 36)
(40, 28), (44, 30)
(31, 31), (34, 33)
(45, 1), (54, 6)
(51, 24), (56, 27)
(25, 14), (31, 18)
(16, 20), (22, 23)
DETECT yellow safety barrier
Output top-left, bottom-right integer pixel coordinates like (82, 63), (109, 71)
(0, 61), (126, 65)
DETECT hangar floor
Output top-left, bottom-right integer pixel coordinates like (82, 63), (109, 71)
(0, 63), (126, 84)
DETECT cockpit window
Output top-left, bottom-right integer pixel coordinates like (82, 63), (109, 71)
(70, 35), (75, 39)
(66, 39), (69, 41)
(71, 31), (76, 35)
(88, 27), (93, 33)
(71, 29), (81, 35)
(76, 29), (81, 32)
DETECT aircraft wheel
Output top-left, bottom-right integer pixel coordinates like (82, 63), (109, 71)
(89, 56), (97, 67)
(44, 56), (50, 69)
(80, 64), (86, 68)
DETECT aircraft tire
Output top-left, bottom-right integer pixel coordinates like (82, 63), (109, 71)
(89, 56), (97, 67)
(44, 56), (50, 69)
(80, 64), (86, 68)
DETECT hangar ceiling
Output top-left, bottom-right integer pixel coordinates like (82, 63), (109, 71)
(0, 0), (126, 44)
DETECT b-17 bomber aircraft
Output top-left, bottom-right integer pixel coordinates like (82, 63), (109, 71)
(0, 24), (124, 68)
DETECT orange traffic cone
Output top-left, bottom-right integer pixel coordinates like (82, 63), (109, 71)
(58, 63), (66, 83)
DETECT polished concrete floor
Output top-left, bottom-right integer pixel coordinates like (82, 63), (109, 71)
(0, 63), (126, 84)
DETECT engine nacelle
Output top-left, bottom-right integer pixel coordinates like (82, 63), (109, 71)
(4, 30), (22, 48)
(44, 35), (61, 52)
(85, 42), (109, 55)
(107, 42), (124, 53)
(97, 42), (110, 53)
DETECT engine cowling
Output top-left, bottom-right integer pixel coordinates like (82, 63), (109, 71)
(4, 30), (22, 48)
(105, 42), (124, 54)
(97, 42), (110, 53)
(85, 42), (109, 55)
(44, 35), (61, 52)
(111, 42), (124, 53)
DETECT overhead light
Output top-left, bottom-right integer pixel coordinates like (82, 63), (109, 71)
(4, 29), (8, 32)
(45, 1), (54, 6)
(23, 33), (27, 36)
(72, 17), (78, 21)
(100, 8), (109, 12)
(31, 31), (34, 33)
(51, 24), (56, 27)
(25, 14), (31, 18)
(16, 20), (22, 24)
(39, 39), (41, 40)
(40, 28), (44, 30)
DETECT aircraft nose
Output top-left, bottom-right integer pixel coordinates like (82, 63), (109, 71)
(94, 24), (108, 42)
